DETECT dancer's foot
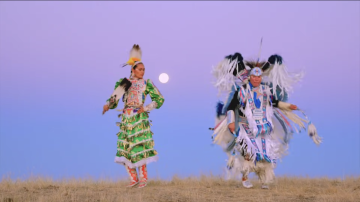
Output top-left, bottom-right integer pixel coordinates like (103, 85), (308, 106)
(261, 183), (269, 189)
(242, 180), (253, 188)
(137, 179), (147, 188)
(126, 180), (139, 188)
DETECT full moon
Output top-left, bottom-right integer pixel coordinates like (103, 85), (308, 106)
(159, 73), (169, 83)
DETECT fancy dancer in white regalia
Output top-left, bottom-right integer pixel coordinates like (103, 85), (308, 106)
(210, 49), (322, 189)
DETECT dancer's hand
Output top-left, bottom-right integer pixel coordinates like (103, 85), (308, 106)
(289, 104), (297, 110)
(103, 104), (109, 115)
(228, 123), (235, 133)
(137, 107), (145, 114)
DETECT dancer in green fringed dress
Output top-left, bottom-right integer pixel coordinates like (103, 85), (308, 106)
(103, 44), (164, 188)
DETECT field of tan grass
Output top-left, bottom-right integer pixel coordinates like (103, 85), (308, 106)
(1, 175), (359, 202)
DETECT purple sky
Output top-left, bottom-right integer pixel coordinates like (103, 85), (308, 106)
(0, 1), (359, 180)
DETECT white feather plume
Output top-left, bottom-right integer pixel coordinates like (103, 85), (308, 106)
(211, 59), (236, 96)
(211, 58), (250, 96)
(264, 62), (304, 100)
(129, 45), (142, 59)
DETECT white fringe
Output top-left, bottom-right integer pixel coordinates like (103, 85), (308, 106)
(264, 62), (304, 100)
(277, 104), (322, 146)
(269, 118), (292, 159)
(308, 123), (322, 145)
(235, 130), (258, 162)
(114, 156), (158, 168)
(279, 109), (308, 132)
(277, 101), (309, 133)
(212, 58), (247, 96)
(243, 97), (257, 134)
(212, 117), (231, 146)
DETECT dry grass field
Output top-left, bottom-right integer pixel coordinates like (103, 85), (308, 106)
(1, 175), (359, 202)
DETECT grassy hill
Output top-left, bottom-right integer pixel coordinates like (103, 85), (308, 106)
(1, 175), (359, 202)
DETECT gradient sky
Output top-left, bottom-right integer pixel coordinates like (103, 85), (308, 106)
(0, 1), (359, 181)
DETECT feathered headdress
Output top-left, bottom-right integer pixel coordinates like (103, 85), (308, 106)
(212, 39), (304, 99)
(122, 44), (142, 67)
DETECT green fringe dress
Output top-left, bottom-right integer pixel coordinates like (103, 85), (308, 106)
(107, 78), (164, 168)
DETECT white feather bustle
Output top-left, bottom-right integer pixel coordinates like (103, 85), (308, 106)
(263, 62), (304, 100)
(211, 59), (237, 96)
(211, 59), (250, 97)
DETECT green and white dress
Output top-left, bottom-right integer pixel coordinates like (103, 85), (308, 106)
(107, 77), (164, 168)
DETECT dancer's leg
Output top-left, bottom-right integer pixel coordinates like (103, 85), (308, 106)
(138, 164), (148, 188)
(125, 166), (139, 187)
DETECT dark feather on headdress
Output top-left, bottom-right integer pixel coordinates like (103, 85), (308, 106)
(245, 60), (266, 69)
(225, 52), (246, 76)
(268, 54), (283, 65)
(262, 62), (270, 72)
